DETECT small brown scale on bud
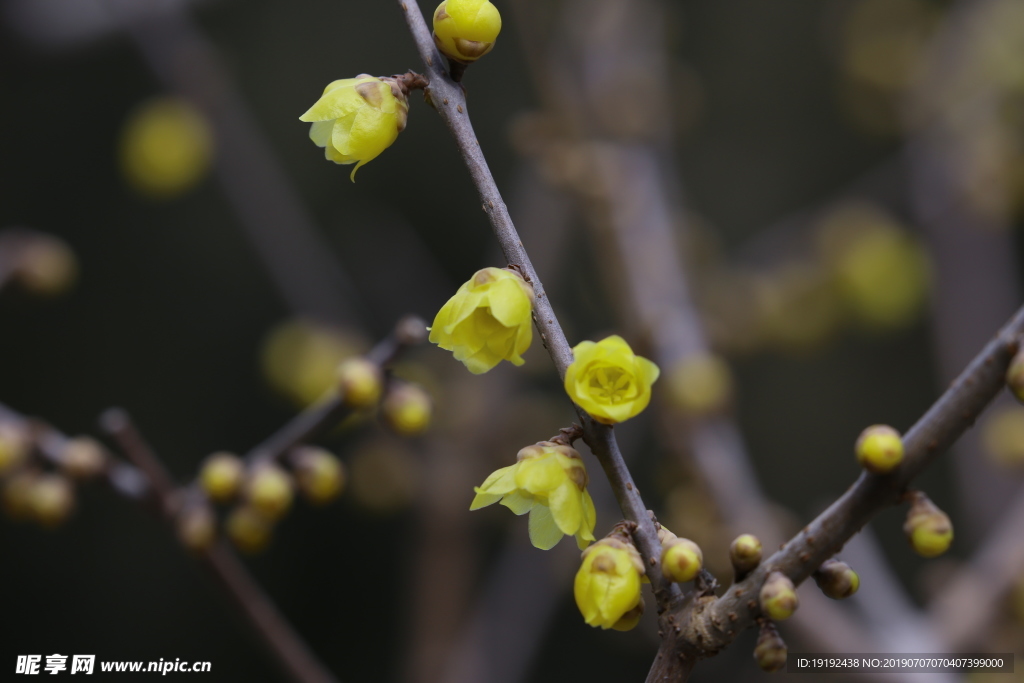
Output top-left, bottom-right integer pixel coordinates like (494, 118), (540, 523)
(730, 533), (762, 581)
(754, 620), (787, 672)
(814, 558), (860, 599)
(760, 571), (799, 621)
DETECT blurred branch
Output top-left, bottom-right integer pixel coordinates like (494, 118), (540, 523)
(903, 0), (1023, 540)
(101, 0), (363, 326)
(652, 304), (1024, 679)
(245, 315), (427, 466)
(0, 402), (337, 683)
(396, 0), (680, 609)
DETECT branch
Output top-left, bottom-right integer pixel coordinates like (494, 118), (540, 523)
(0, 402), (337, 683)
(245, 315), (426, 466)
(395, 0), (678, 606)
(651, 303), (1024, 673)
(99, 409), (338, 683)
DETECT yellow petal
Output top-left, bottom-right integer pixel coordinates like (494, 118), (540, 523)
(500, 491), (534, 515)
(486, 277), (531, 327)
(548, 482), (582, 536)
(528, 504), (563, 550)
(308, 120), (334, 147)
(299, 85), (365, 122)
(515, 455), (564, 495)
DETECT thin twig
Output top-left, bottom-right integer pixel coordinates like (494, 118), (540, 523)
(100, 409), (338, 683)
(650, 303), (1024, 675)
(245, 315), (426, 465)
(395, 0), (677, 606)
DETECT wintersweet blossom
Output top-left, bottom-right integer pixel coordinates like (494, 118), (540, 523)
(470, 442), (596, 550)
(299, 76), (409, 181)
(564, 336), (660, 424)
(432, 0), (502, 63)
(429, 267), (534, 374)
(574, 532), (646, 630)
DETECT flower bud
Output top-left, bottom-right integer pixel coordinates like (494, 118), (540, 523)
(1007, 348), (1024, 404)
(611, 596), (645, 632)
(2, 469), (38, 519)
(754, 620), (788, 672)
(855, 424), (904, 474)
(245, 464), (294, 520)
(382, 383), (432, 436)
(199, 452), (245, 502)
(903, 491), (953, 558)
(299, 76), (410, 181)
(430, 267), (534, 374)
(730, 534), (763, 580)
(574, 531), (646, 629)
(292, 446), (345, 505)
(59, 437), (107, 480)
(667, 353), (733, 417)
(813, 559), (860, 600)
(176, 504), (216, 552)
(760, 571), (799, 621)
(120, 97), (212, 199)
(661, 536), (703, 584)
(226, 506), (272, 553)
(14, 235), (77, 296)
(0, 422), (30, 475)
(337, 358), (384, 409)
(28, 474), (75, 527)
(432, 0), (502, 64)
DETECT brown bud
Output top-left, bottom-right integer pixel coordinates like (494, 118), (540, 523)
(59, 436), (107, 480)
(176, 504), (216, 552)
(754, 620), (787, 672)
(903, 491), (953, 558)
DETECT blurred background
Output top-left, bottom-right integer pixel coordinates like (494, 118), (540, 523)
(2, 0), (1024, 680)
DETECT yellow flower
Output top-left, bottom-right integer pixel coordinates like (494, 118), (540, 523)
(564, 336), (660, 424)
(120, 97), (212, 199)
(432, 0), (502, 63)
(574, 535), (645, 630)
(299, 76), (409, 181)
(470, 442), (596, 550)
(429, 267), (534, 374)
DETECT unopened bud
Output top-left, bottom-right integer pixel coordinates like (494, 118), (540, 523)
(199, 452), (245, 502)
(15, 236), (77, 296)
(903, 491), (953, 558)
(814, 558), (860, 599)
(661, 537), (703, 584)
(754, 620), (787, 672)
(59, 437), (107, 480)
(395, 315), (428, 346)
(1006, 348), (1024, 404)
(28, 474), (74, 527)
(611, 596), (645, 632)
(177, 504), (216, 552)
(226, 506), (272, 553)
(760, 571), (799, 621)
(855, 424), (904, 474)
(292, 446), (345, 505)
(337, 358), (383, 409)
(382, 383), (432, 436)
(245, 464), (294, 520)
(730, 534), (763, 580)
(2, 469), (38, 519)
(432, 0), (502, 65)
(0, 422), (30, 475)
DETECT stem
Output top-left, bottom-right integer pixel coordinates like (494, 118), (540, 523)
(100, 409), (339, 683)
(245, 315), (426, 465)
(657, 303), (1024, 665)
(396, 0), (676, 605)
